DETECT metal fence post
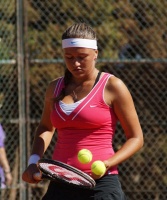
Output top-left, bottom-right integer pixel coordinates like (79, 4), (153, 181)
(17, 0), (26, 199)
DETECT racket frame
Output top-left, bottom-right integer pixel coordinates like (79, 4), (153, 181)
(38, 158), (96, 189)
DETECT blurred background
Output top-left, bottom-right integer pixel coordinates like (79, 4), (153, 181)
(0, 0), (167, 199)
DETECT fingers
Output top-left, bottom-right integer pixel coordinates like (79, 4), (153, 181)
(33, 172), (42, 181)
(5, 173), (13, 186)
(22, 164), (42, 184)
(89, 172), (105, 180)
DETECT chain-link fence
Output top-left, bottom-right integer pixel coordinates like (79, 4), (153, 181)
(0, 0), (167, 200)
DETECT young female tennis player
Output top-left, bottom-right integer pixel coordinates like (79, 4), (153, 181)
(22, 23), (144, 200)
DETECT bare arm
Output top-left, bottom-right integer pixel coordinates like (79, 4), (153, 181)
(104, 76), (144, 169)
(0, 147), (12, 186)
(22, 80), (57, 183)
(31, 80), (57, 157)
(30, 95), (55, 157)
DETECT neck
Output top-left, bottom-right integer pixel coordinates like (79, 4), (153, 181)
(71, 70), (101, 102)
(72, 69), (99, 86)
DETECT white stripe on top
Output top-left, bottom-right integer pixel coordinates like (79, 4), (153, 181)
(59, 98), (85, 115)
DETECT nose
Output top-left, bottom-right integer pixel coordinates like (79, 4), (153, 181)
(73, 59), (81, 67)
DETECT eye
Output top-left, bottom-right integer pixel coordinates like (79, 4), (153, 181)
(78, 54), (88, 59)
(65, 55), (73, 59)
(79, 56), (86, 59)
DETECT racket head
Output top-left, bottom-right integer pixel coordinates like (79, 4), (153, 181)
(38, 158), (96, 189)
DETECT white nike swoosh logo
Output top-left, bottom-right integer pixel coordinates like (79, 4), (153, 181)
(71, 41), (78, 44)
(90, 105), (97, 108)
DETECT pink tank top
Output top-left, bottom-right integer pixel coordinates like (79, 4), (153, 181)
(50, 73), (118, 174)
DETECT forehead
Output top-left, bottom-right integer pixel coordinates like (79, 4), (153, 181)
(63, 47), (95, 55)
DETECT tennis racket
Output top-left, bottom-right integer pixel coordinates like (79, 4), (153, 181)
(36, 158), (96, 189)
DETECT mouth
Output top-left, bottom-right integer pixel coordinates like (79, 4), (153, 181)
(72, 68), (84, 75)
(73, 67), (82, 71)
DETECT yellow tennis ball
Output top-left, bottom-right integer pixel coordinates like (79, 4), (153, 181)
(78, 149), (92, 164)
(91, 160), (106, 175)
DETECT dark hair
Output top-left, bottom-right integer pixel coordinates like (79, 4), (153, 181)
(62, 23), (96, 40)
(54, 23), (96, 102)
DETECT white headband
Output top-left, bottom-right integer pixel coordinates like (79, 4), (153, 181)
(62, 38), (98, 49)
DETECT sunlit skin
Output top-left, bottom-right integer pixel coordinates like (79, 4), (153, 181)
(63, 47), (98, 77)
(22, 46), (143, 183)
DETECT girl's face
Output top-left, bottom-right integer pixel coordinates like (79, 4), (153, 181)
(63, 47), (98, 77)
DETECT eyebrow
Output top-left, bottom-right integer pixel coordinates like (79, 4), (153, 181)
(65, 53), (89, 56)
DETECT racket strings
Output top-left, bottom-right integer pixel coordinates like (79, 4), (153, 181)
(40, 163), (94, 187)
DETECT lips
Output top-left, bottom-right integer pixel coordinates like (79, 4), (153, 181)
(73, 67), (82, 71)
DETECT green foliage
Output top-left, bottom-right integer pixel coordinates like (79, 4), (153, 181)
(25, 0), (167, 60)
(0, 0), (16, 59)
(1, 0), (167, 60)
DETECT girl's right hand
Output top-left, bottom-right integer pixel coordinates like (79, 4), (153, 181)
(22, 164), (42, 184)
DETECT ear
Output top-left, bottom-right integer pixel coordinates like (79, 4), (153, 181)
(94, 50), (98, 59)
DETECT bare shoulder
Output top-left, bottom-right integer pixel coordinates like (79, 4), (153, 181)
(104, 75), (132, 105)
(45, 78), (61, 101)
(107, 75), (131, 95)
(107, 75), (126, 89)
